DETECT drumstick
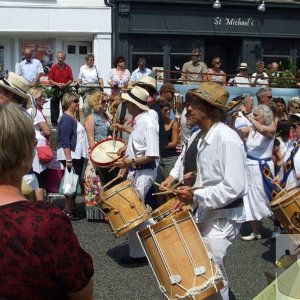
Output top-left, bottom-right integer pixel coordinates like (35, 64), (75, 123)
(106, 151), (118, 154)
(152, 185), (204, 196)
(264, 173), (287, 198)
(153, 182), (171, 191)
(103, 175), (122, 190)
(170, 179), (185, 189)
(108, 155), (129, 173)
(106, 153), (117, 159)
(112, 113), (117, 150)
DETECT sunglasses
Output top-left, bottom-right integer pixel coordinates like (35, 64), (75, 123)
(102, 100), (109, 104)
(73, 99), (79, 103)
(192, 55), (200, 57)
(215, 61), (222, 64)
(292, 106), (300, 110)
(265, 95), (272, 99)
(291, 124), (300, 130)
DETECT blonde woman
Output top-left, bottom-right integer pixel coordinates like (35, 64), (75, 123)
(27, 87), (51, 201)
(0, 103), (93, 299)
(57, 93), (88, 220)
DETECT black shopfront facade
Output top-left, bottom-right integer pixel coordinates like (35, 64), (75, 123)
(109, 0), (300, 82)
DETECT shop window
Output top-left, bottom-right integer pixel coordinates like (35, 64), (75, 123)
(262, 39), (291, 56)
(79, 46), (88, 55)
(132, 39), (163, 53)
(68, 45), (76, 54)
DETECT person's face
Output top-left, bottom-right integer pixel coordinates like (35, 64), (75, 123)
(101, 96), (109, 111)
(161, 106), (171, 118)
(256, 64), (264, 74)
(187, 99), (208, 128)
(57, 53), (65, 66)
(117, 59), (125, 68)
(240, 68), (247, 75)
(253, 110), (266, 125)
(260, 92), (273, 105)
(70, 98), (79, 111)
(138, 60), (146, 70)
(272, 63), (279, 72)
(191, 52), (200, 64)
(0, 87), (13, 103)
(36, 94), (46, 109)
(126, 101), (135, 116)
(244, 98), (254, 113)
(291, 122), (300, 138)
(276, 102), (286, 114)
(87, 57), (94, 68)
(289, 102), (300, 114)
(24, 49), (32, 62)
(213, 59), (222, 69)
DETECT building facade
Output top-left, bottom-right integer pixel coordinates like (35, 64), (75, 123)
(110, 0), (300, 82)
(0, 0), (112, 83)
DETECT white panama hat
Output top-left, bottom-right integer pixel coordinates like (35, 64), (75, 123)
(121, 86), (149, 111)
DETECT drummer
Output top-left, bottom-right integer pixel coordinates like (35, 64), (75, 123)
(114, 86), (159, 265)
(169, 82), (247, 300)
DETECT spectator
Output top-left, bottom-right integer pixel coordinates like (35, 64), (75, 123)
(274, 97), (288, 120)
(159, 83), (176, 119)
(287, 98), (300, 116)
(206, 57), (226, 86)
(18, 47), (43, 87)
(233, 63), (251, 87)
(108, 56), (131, 95)
(27, 87), (51, 201)
(182, 48), (208, 84)
(0, 102), (94, 299)
(130, 58), (152, 82)
(57, 93), (88, 220)
(251, 61), (269, 87)
(48, 51), (74, 126)
(256, 87), (273, 106)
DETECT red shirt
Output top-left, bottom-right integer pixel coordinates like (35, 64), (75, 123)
(48, 63), (73, 84)
(0, 201), (93, 300)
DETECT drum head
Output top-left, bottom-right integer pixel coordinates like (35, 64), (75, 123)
(90, 138), (125, 167)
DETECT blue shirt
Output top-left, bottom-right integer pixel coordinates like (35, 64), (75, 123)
(130, 68), (153, 81)
(18, 58), (43, 82)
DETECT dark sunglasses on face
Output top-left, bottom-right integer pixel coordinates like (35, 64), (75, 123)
(192, 55), (200, 57)
(292, 105), (300, 110)
(215, 61), (221, 64)
(291, 124), (300, 130)
(265, 95), (272, 99)
(102, 100), (109, 104)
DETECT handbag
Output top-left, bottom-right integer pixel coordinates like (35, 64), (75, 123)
(59, 167), (81, 197)
(36, 141), (53, 163)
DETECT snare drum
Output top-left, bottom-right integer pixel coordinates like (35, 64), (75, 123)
(271, 188), (300, 241)
(96, 180), (151, 237)
(90, 137), (125, 168)
(138, 211), (224, 300)
(151, 198), (192, 222)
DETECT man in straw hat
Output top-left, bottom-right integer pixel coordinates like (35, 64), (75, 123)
(114, 86), (159, 264)
(172, 82), (247, 300)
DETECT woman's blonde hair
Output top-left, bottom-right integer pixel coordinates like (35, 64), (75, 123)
(62, 93), (79, 111)
(88, 91), (109, 111)
(28, 87), (45, 99)
(0, 103), (35, 184)
(109, 95), (122, 117)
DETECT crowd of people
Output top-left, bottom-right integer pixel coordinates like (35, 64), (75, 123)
(1, 46), (300, 299)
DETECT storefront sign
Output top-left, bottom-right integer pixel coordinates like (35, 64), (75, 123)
(214, 17), (255, 27)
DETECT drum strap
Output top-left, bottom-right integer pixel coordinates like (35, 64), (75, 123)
(247, 154), (278, 201)
(282, 142), (300, 188)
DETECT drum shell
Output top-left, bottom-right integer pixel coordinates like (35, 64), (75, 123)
(97, 180), (150, 237)
(271, 188), (300, 240)
(90, 137), (125, 168)
(138, 211), (224, 300)
(151, 198), (192, 222)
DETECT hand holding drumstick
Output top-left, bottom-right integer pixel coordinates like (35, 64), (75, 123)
(173, 185), (195, 212)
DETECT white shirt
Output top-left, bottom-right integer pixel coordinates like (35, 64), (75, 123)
(78, 64), (101, 85)
(130, 68), (153, 82)
(234, 112), (252, 130)
(18, 58), (43, 82)
(125, 111), (159, 160)
(251, 72), (269, 87)
(234, 73), (251, 87)
(192, 123), (247, 223)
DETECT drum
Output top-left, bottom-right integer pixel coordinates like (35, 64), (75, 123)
(138, 211), (224, 300)
(271, 188), (300, 241)
(151, 198), (192, 222)
(96, 180), (151, 237)
(90, 137), (125, 168)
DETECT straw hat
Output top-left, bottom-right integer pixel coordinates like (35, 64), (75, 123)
(121, 86), (149, 111)
(239, 62), (248, 69)
(187, 82), (229, 111)
(132, 76), (157, 94)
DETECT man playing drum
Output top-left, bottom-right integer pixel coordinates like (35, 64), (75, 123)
(170, 82), (247, 300)
(114, 86), (160, 264)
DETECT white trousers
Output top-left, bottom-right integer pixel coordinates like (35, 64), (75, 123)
(198, 218), (241, 300)
(127, 169), (156, 258)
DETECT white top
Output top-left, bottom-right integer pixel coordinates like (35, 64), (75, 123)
(180, 107), (192, 146)
(234, 112), (252, 130)
(277, 136), (290, 156)
(18, 58), (43, 83)
(282, 139), (300, 190)
(78, 64), (101, 85)
(130, 67), (152, 82)
(192, 123), (247, 223)
(109, 68), (131, 87)
(234, 73), (251, 87)
(27, 108), (47, 173)
(125, 111), (159, 160)
(251, 72), (269, 87)
(57, 121), (88, 160)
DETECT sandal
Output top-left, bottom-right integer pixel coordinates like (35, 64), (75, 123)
(63, 210), (80, 221)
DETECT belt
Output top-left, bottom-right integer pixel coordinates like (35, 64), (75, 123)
(247, 154), (272, 162)
(129, 161), (156, 171)
(218, 197), (243, 210)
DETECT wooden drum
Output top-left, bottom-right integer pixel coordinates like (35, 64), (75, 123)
(271, 188), (300, 242)
(138, 211), (224, 300)
(90, 137), (125, 168)
(96, 180), (151, 237)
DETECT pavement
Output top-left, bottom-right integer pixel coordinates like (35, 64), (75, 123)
(51, 197), (278, 300)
